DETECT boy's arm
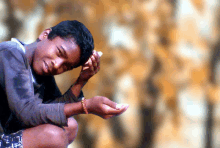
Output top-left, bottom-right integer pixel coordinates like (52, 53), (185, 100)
(0, 47), (68, 128)
(44, 50), (128, 119)
(66, 50), (102, 100)
(43, 76), (129, 119)
(69, 50), (102, 98)
(64, 51), (129, 119)
(64, 96), (129, 119)
(47, 50), (101, 103)
(69, 78), (87, 99)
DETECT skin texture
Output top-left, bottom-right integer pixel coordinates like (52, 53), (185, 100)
(21, 28), (129, 148)
(23, 117), (77, 148)
(27, 29), (81, 76)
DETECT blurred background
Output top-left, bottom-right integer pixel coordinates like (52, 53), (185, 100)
(1, 0), (220, 147)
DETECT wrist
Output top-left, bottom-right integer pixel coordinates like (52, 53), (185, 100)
(81, 98), (88, 114)
(84, 98), (92, 113)
(77, 77), (88, 85)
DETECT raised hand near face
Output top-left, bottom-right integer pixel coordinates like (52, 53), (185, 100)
(85, 96), (129, 119)
(78, 50), (102, 82)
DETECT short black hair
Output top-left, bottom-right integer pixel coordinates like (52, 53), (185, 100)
(48, 20), (94, 66)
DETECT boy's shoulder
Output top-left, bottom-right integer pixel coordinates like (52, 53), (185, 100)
(0, 41), (22, 52)
(0, 40), (25, 58)
(0, 41), (28, 68)
(0, 40), (18, 48)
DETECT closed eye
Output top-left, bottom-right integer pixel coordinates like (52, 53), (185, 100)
(57, 47), (62, 56)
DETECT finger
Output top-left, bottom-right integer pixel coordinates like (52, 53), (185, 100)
(92, 51), (101, 72)
(103, 104), (129, 115)
(92, 56), (100, 74)
(115, 105), (129, 116)
(89, 56), (97, 73)
(103, 115), (114, 119)
(95, 51), (101, 68)
(84, 57), (90, 65)
(103, 98), (117, 109)
(87, 58), (93, 71)
(96, 57), (100, 71)
(92, 50), (100, 63)
(104, 108), (126, 119)
(93, 50), (100, 61)
(82, 66), (89, 71)
(97, 51), (103, 57)
(84, 58), (92, 66)
(82, 58), (92, 70)
(103, 98), (129, 110)
(91, 55), (97, 68)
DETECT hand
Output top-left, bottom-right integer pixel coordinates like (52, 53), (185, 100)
(85, 96), (129, 119)
(78, 50), (101, 82)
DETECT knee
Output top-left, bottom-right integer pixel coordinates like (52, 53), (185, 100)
(65, 117), (78, 143)
(23, 124), (69, 148)
(42, 125), (68, 148)
(67, 117), (78, 133)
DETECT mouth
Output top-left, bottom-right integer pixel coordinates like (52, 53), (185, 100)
(43, 60), (50, 74)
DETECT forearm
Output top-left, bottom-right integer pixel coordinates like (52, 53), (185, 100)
(63, 96), (129, 120)
(70, 77), (87, 98)
(64, 102), (85, 118)
(45, 77), (87, 104)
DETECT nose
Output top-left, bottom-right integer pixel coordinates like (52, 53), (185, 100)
(51, 58), (63, 70)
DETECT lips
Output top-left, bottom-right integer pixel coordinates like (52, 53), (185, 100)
(43, 60), (50, 74)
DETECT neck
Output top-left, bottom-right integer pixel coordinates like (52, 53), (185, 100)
(25, 41), (37, 65)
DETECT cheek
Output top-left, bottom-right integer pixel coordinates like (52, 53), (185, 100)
(33, 50), (42, 65)
(32, 56), (43, 75)
(36, 45), (55, 61)
(32, 49), (46, 75)
(38, 41), (54, 58)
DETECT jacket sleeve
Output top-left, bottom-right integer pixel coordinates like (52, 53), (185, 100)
(0, 48), (67, 128)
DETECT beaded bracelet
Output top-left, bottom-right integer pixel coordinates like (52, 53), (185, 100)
(81, 97), (88, 114)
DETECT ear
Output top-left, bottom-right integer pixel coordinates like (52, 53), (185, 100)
(38, 28), (52, 41)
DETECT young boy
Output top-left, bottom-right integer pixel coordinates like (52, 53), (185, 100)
(0, 20), (129, 148)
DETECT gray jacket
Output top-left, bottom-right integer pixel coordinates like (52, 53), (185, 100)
(0, 39), (83, 134)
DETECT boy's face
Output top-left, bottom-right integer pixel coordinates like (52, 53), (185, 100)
(32, 34), (81, 76)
